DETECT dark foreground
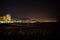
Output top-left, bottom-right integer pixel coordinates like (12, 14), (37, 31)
(0, 22), (59, 40)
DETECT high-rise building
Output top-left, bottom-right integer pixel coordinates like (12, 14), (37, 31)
(5, 14), (11, 21)
(0, 14), (11, 21)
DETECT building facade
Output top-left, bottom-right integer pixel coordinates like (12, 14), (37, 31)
(0, 14), (11, 21)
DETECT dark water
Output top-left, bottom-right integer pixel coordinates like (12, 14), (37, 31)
(0, 22), (59, 40)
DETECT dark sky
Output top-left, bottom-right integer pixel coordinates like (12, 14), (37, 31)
(0, 0), (60, 20)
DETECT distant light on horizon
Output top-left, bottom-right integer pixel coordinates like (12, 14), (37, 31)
(37, 20), (57, 22)
(0, 14), (57, 23)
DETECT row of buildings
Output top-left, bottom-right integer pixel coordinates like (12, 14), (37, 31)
(0, 14), (57, 23)
(0, 14), (37, 23)
(0, 14), (11, 21)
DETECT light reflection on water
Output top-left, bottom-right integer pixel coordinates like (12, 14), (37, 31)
(0, 22), (57, 39)
(0, 26), (53, 36)
(0, 28), (56, 40)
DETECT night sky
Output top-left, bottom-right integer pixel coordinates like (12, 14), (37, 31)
(0, 0), (60, 20)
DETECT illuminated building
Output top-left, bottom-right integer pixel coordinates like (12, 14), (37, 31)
(0, 14), (57, 23)
(0, 17), (3, 21)
(0, 14), (11, 21)
(4, 14), (11, 21)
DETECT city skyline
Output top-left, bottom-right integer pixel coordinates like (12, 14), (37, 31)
(0, 14), (56, 23)
(0, 0), (59, 21)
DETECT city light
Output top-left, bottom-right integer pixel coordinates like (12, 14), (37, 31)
(0, 14), (57, 23)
